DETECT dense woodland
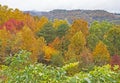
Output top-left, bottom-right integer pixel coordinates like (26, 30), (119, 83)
(0, 4), (120, 82)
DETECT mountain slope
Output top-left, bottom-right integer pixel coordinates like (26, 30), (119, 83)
(25, 9), (120, 24)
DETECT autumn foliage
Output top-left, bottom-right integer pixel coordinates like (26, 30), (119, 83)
(0, 19), (24, 33)
(93, 41), (110, 66)
(0, 4), (120, 68)
(110, 55), (120, 68)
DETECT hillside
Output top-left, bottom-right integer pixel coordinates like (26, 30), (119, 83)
(1, 4), (120, 82)
(25, 9), (120, 24)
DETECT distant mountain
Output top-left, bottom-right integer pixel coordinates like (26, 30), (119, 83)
(24, 9), (120, 24)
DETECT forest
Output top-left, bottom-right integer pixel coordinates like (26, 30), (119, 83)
(0, 4), (120, 83)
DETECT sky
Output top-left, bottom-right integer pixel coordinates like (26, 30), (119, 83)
(0, 0), (120, 13)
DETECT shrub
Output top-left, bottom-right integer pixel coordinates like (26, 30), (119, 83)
(110, 55), (120, 69)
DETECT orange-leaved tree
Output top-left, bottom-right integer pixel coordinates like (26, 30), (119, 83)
(43, 46), (59, 61)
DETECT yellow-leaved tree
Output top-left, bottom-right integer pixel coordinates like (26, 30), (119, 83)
(0, 27), (11, 63)
(20, 26), (42, 62)
(8, 31), (22, 55)
(53, 19), (68, 29)
(24, 13), (36, 31)
(69, 31), (86, 55)
(93, 41), (110, 66)
(65, 31), (86, 63)
(67, 19), (89, 39)
(34, 16), (48, 33)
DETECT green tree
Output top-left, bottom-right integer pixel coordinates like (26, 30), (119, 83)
(37, 22), (56, 43)
(87, 21), (113, 51)
(56, 24), (69, 38)
(90, 21), (112, 40)
(104, 26), (120, 55)
(87, 34), (99, 51)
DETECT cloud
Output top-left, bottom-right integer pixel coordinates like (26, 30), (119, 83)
(0, 0), (119, 13)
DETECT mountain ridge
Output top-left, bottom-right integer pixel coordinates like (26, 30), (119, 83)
(24, 9), (120, 24)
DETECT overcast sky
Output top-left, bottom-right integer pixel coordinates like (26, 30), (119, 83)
(0, 0), (120, 13)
